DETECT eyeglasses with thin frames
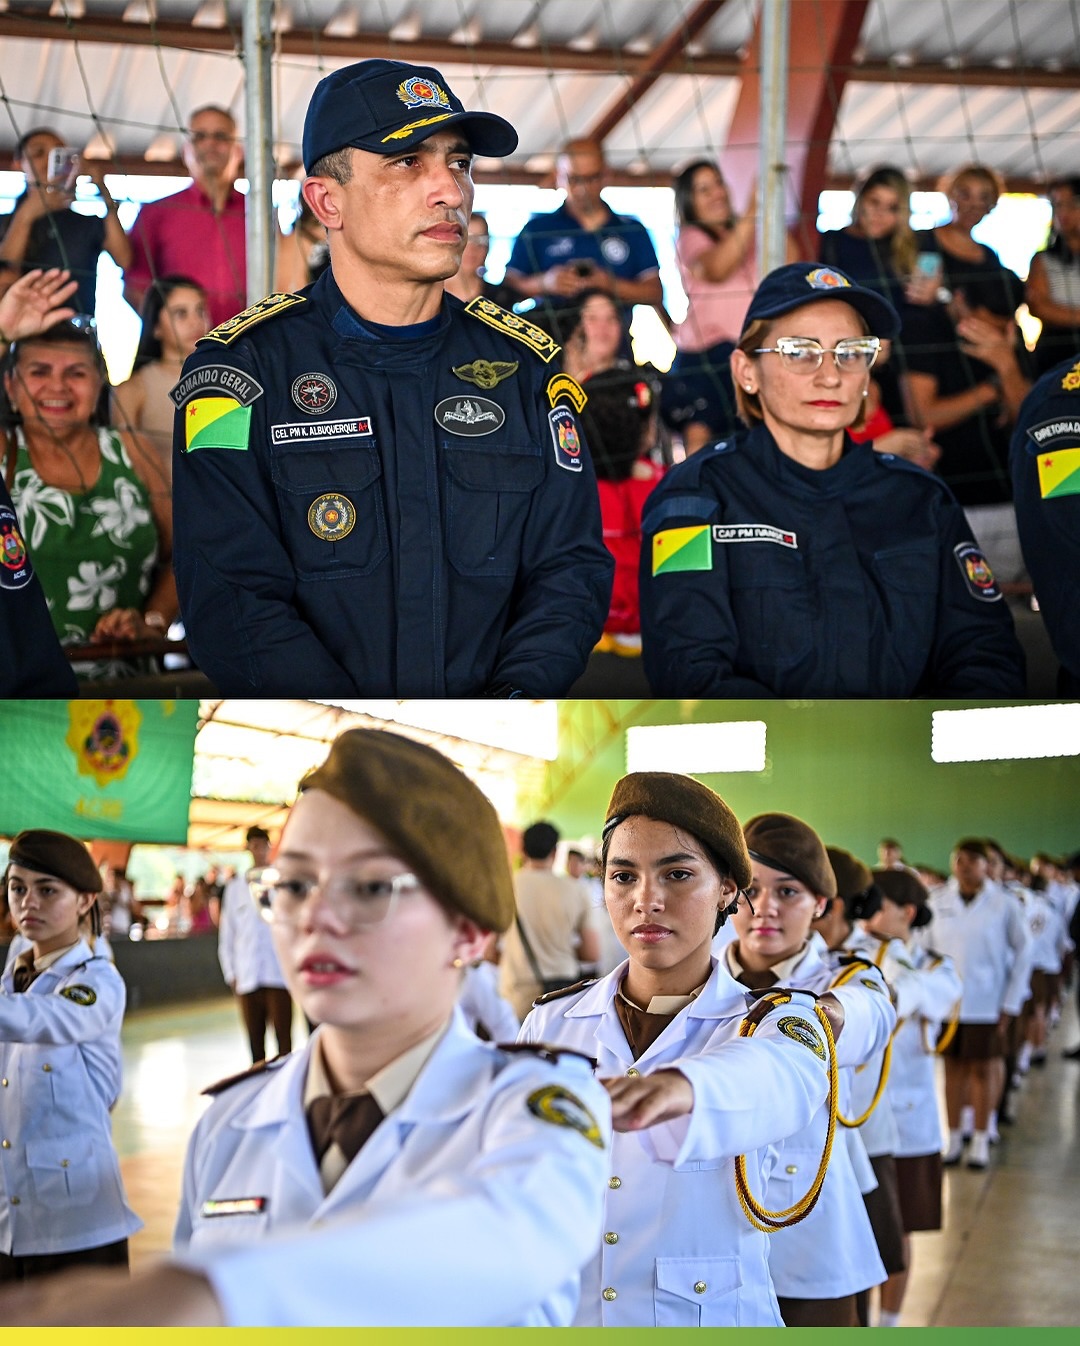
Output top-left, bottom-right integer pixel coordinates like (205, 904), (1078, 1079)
(250, 868), (422, 931)
(753, 336), (881, 373)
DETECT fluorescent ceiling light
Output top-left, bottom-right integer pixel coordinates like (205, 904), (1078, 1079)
(931, 704), (1080, 763)
(626, 721), (767, 774)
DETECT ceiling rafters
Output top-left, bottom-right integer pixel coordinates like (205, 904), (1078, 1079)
(586, 0), (729, 146)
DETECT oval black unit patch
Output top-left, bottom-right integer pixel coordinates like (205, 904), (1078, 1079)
(435, 395), (506, 437)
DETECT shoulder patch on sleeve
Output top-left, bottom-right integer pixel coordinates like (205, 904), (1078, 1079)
(546, 372), (588, 412)
(953, 541), (1003, 602)
(530, 977), (598, 1006)
(198, 293), (307, 347)
(464, 296), (561, 364)
(58, 984), (96, 1006)
(776, 1014), (827, 1060)
(202, 1055), (289, 1097)
(526, 1083), (605, 1149)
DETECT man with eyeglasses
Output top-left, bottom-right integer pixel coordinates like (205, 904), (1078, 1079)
(124, 106), (247, 327)
(503, 137), (663, 345)
(639, 262), (1026, 697)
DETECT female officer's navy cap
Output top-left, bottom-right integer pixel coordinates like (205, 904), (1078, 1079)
(740, 262), (901, 340)
(303, 58), (519, 171)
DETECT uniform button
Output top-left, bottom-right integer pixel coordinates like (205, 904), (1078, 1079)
(60, 1160), (69, 1168)
(42, 1064), (52, 1073)
(694, 1281), (707, 1295)
(625, 1067), (640, 1077)
(10, 1196), (19, 1206)
(785, 1164), (798, 1174)
(1, 1078), (7, 1087)
(604, 1232), (619, 1245)
(1, 1140), (9, 1149)
(608, 1176), (621, 1189)
(602, 1288), (617, 1302)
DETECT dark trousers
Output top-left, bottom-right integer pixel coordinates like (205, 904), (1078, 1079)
(778, 1294), (859, 1327)
(0, 1237), (129, 1282)
(238, 985), (294, 1063)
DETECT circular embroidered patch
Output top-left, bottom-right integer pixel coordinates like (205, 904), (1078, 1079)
(527, 1085), (604, 1149)
(307, 493), (356, 542)
(777, 1015), (826, 1060)
(0, 504), (33, 591)
(291, 371), (338, 415)
(59, 984), (97, 1006)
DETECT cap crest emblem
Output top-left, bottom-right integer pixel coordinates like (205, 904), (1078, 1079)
(806, 267), (851, 291)
(397, 76), (451, 110)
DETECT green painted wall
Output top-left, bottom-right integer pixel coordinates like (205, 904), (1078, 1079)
(521, 700), (1080, 871)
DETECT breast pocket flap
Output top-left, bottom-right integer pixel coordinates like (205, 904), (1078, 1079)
(655, 1255), (742, 1303)
(445, 447), (543, 493)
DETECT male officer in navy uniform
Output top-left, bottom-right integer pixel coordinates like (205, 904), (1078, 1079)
(1010, 353), (1080, 693)
(171, 60), (613, 696)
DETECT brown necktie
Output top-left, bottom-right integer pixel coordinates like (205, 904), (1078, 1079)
(306, 1092), (384, 1165)
(12, 950), (36, 993)
(736, 968), (779, 992)
(614, 997), (678, 1060)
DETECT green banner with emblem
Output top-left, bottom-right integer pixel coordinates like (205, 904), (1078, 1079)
(0, 699), (198, 843)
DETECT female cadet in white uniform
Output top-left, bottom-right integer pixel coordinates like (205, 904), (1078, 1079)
(815, 847), (906, 1327)
(726, 814), (896, 1328)
(521, 772), (834, 1328)
(864, 868), (963, 1327)
(0, 830), (142, 1279)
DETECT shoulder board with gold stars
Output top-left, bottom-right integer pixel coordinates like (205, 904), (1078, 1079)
(202, 1055), (289, 1097)
(496, 1041), (598, 1069)
(530, 977), (598, 1006)
(464, 296), (561, 364)
(199, 293), (307, 347)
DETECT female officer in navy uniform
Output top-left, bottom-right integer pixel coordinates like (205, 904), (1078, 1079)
(0, 268), (79, 695)
(639, 261), (1026, 696)
(0, 830), (142, 1279)
(0, 729), (610, 1326)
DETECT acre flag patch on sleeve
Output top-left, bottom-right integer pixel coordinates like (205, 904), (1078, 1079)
(1036, 446), (1080, 499)
(652, 524), (713, 576)
(184, 397), (252, 453)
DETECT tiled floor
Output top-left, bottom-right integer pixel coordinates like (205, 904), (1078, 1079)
(113, 993), (1080, 1326)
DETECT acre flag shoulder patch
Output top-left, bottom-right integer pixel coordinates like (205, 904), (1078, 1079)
(1036, 446), (1080, 499)
(184, 396), (252, 453)
(652, 524), (713, 576)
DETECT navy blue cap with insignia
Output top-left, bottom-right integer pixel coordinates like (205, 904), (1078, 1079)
(303, 59), (518, 171)
(741, 262), (901, 340)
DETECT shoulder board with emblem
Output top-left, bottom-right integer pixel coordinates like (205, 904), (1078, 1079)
(464, 296), (561, 364)
(531, 977), (598, 1006)
(199, 293), (307, 347)
(496, 1041), (598, 1070)
(836, 953), (875, 971)
(202, 1054), (289, 1097)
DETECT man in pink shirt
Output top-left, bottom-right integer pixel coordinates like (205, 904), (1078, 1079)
(124, 105), (247, 328)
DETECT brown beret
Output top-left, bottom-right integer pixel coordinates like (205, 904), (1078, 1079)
(8, 830), (102, 894)
(873, 867), (929, 910)
(826, 846), (873, 901)
(299, 728), (515, 933)
(604, 772), (752, 889)
(743, 813), (837, 899)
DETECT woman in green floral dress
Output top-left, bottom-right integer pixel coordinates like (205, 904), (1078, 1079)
(2, 321), (174, 679)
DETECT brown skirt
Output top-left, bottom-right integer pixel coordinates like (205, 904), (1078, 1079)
(862, 1152), (907, 1274)
(945, 1020), (1005, 1060)
(778, 1294), (859, 1327)
(894, 1152), (943, 1232)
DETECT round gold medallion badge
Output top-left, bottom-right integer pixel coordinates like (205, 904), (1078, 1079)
(308, 493), (356, 542)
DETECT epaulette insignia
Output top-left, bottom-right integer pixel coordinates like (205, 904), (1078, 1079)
(546, 372), (588, 412)
(1061, 359), (1080, 392)
(532, 977), (597, 1006)
(199, 293), (307, 346)
(464, 296), (561, 364)
(202, 1055), (289, 1097)
(497, 1041), (598, 1070)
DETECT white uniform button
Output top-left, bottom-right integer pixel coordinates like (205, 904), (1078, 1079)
(785, 1164), (798, 1174)
(602, 1287), (617, 1302)
(42, 1064), (52, 1072)
(625, 1067), (640, 1077)
(604, 1232), (619, 1244)
(694, 1281), (707, 1294)
(608, 1176), (621, 1189)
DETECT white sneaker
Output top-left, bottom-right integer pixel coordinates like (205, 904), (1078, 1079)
(967, 1132), (991, 1169)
